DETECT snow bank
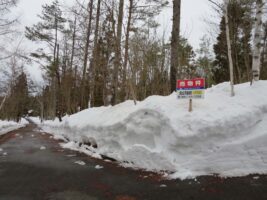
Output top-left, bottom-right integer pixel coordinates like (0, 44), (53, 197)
(0, 119), (28, 136)
(40, 81), (267, 179)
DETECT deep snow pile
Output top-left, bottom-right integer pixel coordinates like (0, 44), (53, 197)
(40, 81), (267, 179)
(0, 119), (28, 136)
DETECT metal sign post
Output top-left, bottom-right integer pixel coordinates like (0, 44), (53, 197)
(189, 99), (193, 112)
(176, 78), (206, 112)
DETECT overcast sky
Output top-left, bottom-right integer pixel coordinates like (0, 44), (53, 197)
(16, 0), (217, 48)
(13, 0), (218, 84)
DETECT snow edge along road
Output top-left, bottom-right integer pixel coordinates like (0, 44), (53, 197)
(0, 119), (29, 137)
(35, 81), (267, 180)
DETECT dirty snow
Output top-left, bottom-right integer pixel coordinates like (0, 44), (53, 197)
(95, 165), (103, 169)
(0, 119), (28, 136)
(38, 81), (267, 179)
(75, 161), (86, 166)
(40, 146), (46, 150)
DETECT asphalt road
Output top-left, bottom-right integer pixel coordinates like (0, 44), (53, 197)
(1, 123), (267, 200)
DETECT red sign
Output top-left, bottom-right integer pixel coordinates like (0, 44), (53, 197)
(177, 78), (205, 90)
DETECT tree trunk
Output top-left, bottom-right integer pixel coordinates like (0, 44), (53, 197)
(112, 0), (124, 105)
(90, 0), (101, 107)
(37, 97), (44, 123)
(234, 43), (242, 83)
(70, 15), (77, 70)
(53, 15), (58, 64)
(73, 65), (78, 112)
(224, 0), (235, 96)
(81, 0), (94, 109)
(52, 14), (59, 119)
(170, 0), (181, 92)
(252, 0), (264, 82)
(0, 94), (7, 112)
(243, 36), (251, 82)
(122, 0), (133, 101)
(55, 44), (62, 122)
(262, 24), (267, 64)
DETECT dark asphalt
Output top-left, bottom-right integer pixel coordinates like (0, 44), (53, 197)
(1, 124), (267, 200)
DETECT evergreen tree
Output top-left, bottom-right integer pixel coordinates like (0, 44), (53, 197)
(178, 37), (196, 79)
(196, 35), (214, 87)
(25, 0), (66, 120)
(213, 1), (253, 84)
(1, 71), (29, 122)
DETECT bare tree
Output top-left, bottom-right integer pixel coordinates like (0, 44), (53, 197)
(252, 0), (265, 82)
(90, 0), (101, 107)
(224, 0), (235, 96)
(81, 0), (93, 109)
(112, 0), (124, 105)
(208, 0), (235, 96)
(170, 0), (181, 92)
(122, 0), (133, 101)
(0, 0), (18, 61)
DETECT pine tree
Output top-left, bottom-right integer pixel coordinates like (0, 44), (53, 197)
(196, 35), (214, 87)
(2, 71), (29, 122)
(213, 0), (253, 85)
(25, 0), (66, 120)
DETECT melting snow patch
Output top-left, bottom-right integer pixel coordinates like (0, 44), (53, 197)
(3, 152), (8, 156)
(66, 154), (76, 157)
(0, 148), (3, 152)
(75, 161), (86, 166)
(95, 165), (103, 169)
(40, 146), (46, 150)
(160, 184), (167, 188)
(0, 119), (28, 136)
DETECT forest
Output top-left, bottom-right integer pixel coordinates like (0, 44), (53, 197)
(0, 0), (266, 122)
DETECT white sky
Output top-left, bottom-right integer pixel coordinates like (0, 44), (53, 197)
(16, 0), (217, 48)
(159, 0), (217, 48)
(12, 0), (218, 85)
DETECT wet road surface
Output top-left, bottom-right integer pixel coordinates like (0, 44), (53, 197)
(1, 123), (267, 200)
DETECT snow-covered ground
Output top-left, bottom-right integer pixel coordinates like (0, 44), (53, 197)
(36, 81), (267, 179)
(0, 119), (29, 136)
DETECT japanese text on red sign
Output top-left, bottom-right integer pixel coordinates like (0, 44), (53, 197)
(176, 78), (205, 99)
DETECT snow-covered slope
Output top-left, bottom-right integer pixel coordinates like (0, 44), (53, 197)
(0, 119), (28, 136)
(40, 81), (267, 179)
